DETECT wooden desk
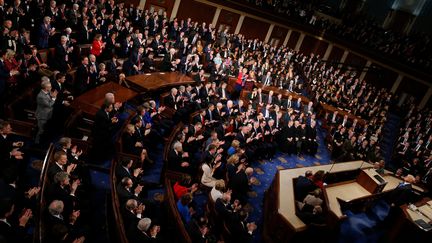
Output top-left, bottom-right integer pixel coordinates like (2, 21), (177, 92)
(389, 198), (432, 242)
(325, 181), (371, 219)
(277, 160), (371, 232)
(256, 83), (311, 103)
(126, 72), (194, 92)
(403, 199), (432, 226)
(323, 168), (425, 220)
(319, 102), (366, 126)
(71, 82), (138, 116)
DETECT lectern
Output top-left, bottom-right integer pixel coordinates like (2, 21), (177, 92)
(357, 168), (388, 194)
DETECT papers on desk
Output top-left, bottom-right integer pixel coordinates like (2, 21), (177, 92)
(407, 203), (432, 231)
(145, 73), (151, 75)
(414, 219), (432, 231)
(159, 72), (165, 74)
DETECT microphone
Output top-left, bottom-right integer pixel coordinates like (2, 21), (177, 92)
(324, 159), (337, 183)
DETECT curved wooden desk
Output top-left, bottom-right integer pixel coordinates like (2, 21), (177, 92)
(71, 82), (138, 116)
(263, 161), (373, 242)
(126, 72), (195, 92)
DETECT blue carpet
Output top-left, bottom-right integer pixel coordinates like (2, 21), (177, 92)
(338, 200), (390, 243)
(141, 143), (164, 184)
(90, 170), (110, 190)
(248, 125), (331, 242)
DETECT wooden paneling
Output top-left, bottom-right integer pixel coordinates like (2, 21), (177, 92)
(364, 64), (398, 90)
(239, 16), (270, 40)
(344, 52), (367, 69)
(125, 0), (140, 8)
(176, 0), (216, 24)
(144, 0), (175, 17)
(286, 31), (300, 49)
(327, 46), (344, 65)
(216, 9), (240, 31)
(269, 25), (288, 44)
(299, 36), (328, 57)
(397, 76), (428, 103)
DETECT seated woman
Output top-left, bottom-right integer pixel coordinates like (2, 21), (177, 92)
(173, 174), (198, 200)
(177, 193), (195, 224)
(121, 124), (150, 164)
(201, 159), (222, 188)
(210, 179), (226, 202)
(297, 188), (325, 225)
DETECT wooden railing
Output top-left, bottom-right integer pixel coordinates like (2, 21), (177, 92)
(164, 177), (193, 243)
(110, 155), (129, 243)
(34, 143), (55, 243)
(110, 111), (137, 243)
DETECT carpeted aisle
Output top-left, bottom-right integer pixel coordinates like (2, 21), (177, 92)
(248, 125), (332, 242)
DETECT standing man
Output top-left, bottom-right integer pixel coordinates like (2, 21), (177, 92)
(35, 76), (57, 143)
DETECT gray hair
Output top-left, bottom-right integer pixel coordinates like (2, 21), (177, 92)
(125, 199), (138, 211)
(58, 137), (71, 147)
(48, 200), (64, 215)
(54, 171), (69, 184)
(173, 141), (182, 151)
(41, 76), (51, 88)
(137, 218), (152, 232)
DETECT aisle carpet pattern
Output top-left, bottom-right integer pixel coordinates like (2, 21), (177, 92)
(248, 125), (332, 242)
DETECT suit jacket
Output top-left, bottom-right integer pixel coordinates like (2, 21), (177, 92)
(47, 163), (64, 181)
(35, 90), (55, 121)
(121, 206), (141, 231)
(261, 75), (272, 85)
(231, 171), (249, 199)
(127, 225), (156, 243)
(92, 108), (114, 143)
(75, 64), (91, 94)
(167, 149), (182, 171)
(0, 221), (27, 242)
(164, 94), (178, 109)
(53, 44), (69, 72)
(38, 23), (51, 48)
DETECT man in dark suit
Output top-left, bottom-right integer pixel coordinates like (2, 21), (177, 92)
(116, 159), (141, 185)
(118, 34), (134, 58)
(92, 103), (118, 160)
(46, 171), (79, 216)
(229, 209), (256, 242)
(116, 177), (142, 205)
(230, 167), (254, 205)
(193, 69), (205, 83)
(164, 88), (179, 110)
(129, 47), (145, 75)
(160, 48), (176, 71)
(75, 56), (91, 95)
(53, 36), (72, 72)
(127, 217), (159, 243)
(295, 170), (317, 201)
(168, 141), (192, 174)
(0, 199), (32, 242)
(121, 199), (144, 231)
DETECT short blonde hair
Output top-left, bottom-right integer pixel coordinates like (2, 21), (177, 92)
(214, 179), (225, 191)
(227, 154), (239, 165)
(5, 49), (15, 59)
(231, 140), (240, 149)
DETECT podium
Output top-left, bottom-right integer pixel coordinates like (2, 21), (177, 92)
(357, 168), (388, 194)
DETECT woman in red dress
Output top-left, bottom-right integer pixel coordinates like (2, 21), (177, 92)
(4, 50), (21, 87)
(90, 34), (105, 58)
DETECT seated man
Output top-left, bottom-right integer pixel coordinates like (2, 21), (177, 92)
(295, 170), (317, 202)
(168, 142), (193, 175)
